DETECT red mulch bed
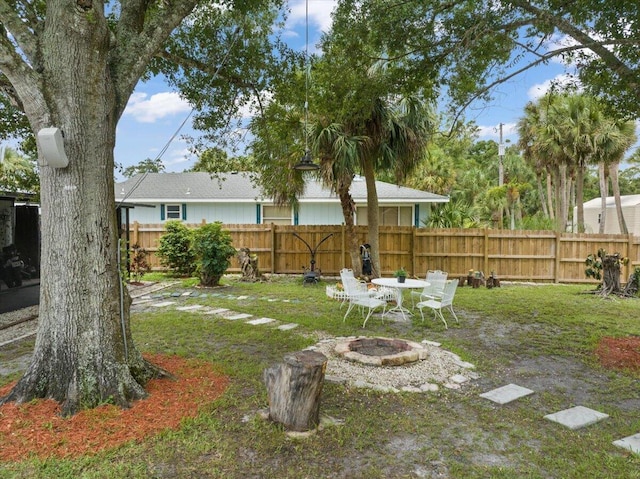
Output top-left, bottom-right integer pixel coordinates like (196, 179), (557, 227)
(0, 354), (229, 462)
(595, 336), (640, 371)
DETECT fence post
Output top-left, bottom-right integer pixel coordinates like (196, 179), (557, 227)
(271, 224), (276, 274)
(483, 228), (489, 274)
(132, 221), (139, 246)
(341, 224), (346, 270)
(411, 226), (416, 277)
(554, 232), (561, 283)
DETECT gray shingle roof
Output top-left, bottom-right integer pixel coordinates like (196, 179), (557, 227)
(115, 172), (448, 204)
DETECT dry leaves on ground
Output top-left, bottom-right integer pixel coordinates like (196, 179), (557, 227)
(0, 354), (229, 462)
(595, 336), (640, 371)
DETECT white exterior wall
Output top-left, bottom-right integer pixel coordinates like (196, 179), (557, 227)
(126, 200), (434, 227)
(127, 202), (258, 224)
(186, 203), (257, 224)
(297, 203), (344, 225)
(581, 203), (640, 235)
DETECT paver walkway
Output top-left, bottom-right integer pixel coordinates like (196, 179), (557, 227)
(480, 383), (635, 455)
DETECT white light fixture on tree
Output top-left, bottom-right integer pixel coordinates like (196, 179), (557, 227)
(37, 127), (69, 168)
(293, 0), (319, 171)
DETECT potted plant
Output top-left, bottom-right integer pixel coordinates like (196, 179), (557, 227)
(394, 267), (407, 283)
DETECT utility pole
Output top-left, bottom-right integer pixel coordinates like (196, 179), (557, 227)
(498, 123), (504, 187)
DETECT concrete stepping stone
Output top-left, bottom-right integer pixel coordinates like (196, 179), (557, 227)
(226, 313), (252, 321)
(175, 305), (204, 311)
(613, 433), (640, 455)
(202, 308), (229, 315)
(480, 384), (535, 405)
(544, 406), (609, 430)
(277, 323), (299, 331)
(236, 295), (249, 300)
(181, 292), (191, 296)
(151, 301), (176, 308)
(246, 317), (276, 325)
(171, 293), (182, 297)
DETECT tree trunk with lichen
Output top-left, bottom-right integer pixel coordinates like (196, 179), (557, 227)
(0, 1), (198, 415)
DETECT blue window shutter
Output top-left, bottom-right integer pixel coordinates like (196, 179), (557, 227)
(160, 204), (165, 221)
(182, 203), (187, 221)
(256, 204), (261, 224)
(414, 204), (419, 226)
(294, 208), (299, 225)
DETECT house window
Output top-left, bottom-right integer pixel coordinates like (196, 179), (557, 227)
(166, 204), (182, 220)
(356, 206), (413, 226)
(262, 205), (292, 225)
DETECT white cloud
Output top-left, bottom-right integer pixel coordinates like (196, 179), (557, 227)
(288, 0), (336, 33)
(527, 73), (581, 100)
(476, 122), (517, 140)
(124, 91), (192, 123)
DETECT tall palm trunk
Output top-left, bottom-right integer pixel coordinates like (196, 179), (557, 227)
(362, 158), (381, 277)
(609, 162), (628, 234)
(598, 162), (608, 233)
(547, 173), (555, 220)
(336, 177), (362, 275)
(575, 163), (586, 232)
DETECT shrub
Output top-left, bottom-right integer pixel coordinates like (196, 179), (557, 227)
(156, 221), (197, 276)
(129, 244), (151, 283)
(192, 222), (236, 286)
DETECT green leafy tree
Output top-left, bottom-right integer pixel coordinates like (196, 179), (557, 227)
(120, 158), (165, 178)
(156, 221), (197, 277)
(192, 222), (236, 286)
(0, 0), (283, 415)
(0, 147), (39, 197)
(188, 148), (254, 174)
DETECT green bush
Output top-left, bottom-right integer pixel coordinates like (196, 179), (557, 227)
(156, 220), (197, 276)
(192, 222), (236, 286)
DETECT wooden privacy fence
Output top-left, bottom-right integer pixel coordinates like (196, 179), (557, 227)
(127, 222), (640, 284)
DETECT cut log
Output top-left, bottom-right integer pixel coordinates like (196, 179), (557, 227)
(263, 350), (328, 432)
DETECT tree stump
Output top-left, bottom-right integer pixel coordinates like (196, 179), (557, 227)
(238, 247), (261, 282)
(263, 350), (328, 432)
(601, 254), (622, 295)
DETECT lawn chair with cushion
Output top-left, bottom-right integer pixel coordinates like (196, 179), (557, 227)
(416, 278), (459, 329)
(411, 270), (448, 308)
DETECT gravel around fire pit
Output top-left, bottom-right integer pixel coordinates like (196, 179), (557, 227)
(309, 336), (478, 393)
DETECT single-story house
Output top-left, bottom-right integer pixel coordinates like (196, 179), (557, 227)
(577, 195), (640, 235)
(115, 172), (449, 226)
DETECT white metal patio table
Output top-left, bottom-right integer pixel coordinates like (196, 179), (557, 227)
(371, 277), (429, 321)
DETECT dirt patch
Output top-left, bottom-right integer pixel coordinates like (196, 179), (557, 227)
(0, 354), (229, 462)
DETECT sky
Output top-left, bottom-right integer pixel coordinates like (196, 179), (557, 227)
(112, 0), (611, 180)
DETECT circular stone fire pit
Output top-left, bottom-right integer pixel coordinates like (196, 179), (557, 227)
(334, 337), (428, 366)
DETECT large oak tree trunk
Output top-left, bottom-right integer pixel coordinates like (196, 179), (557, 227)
(0, 5), (162, 416)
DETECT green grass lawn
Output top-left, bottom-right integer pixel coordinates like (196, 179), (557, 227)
(2, 275), (640, 478)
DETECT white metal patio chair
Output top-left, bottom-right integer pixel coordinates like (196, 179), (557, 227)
(416, 278), (459, 329)
(341, 276), (387, 327)
(411, 270), (448, 308)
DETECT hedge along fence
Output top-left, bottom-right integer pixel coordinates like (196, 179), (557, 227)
(127, 222), (640, 284)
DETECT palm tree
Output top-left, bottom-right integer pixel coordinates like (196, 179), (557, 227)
(357, 96), (434, 276)
(592, 116), (637, 233)
(548, 94), (603, 233)
(517, 102), (552, 220)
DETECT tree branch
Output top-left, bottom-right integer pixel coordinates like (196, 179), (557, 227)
(509, 0), (639, 92)
(0, 0), (40, 64)
(111, 0), (200, 117)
